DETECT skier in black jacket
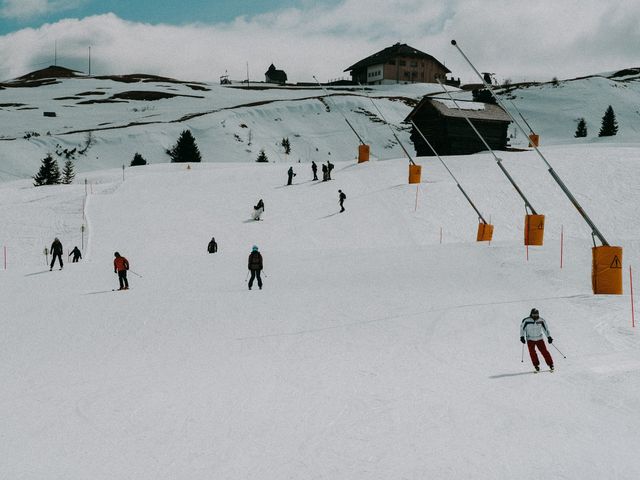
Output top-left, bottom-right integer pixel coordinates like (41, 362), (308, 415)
(287, 166), (296, 185)
(338, 189), (346, 212)
(69, 246), (82, 262)
(50, 237), (63, 270)
(207, 237), (218, 253)
(247, 245), (263, 290)
(311, 161), (318, 181)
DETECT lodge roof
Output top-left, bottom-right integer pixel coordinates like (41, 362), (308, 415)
(344, 43), (450, 73)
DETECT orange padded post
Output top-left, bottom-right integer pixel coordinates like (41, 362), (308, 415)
(528, 134), (539, 147)
(408, 164), (422, 184)
(358, 144), (370, 163)
(476, 222), (494, 242)
(524, 214), (545, 246)
(592, 246), (623, 294)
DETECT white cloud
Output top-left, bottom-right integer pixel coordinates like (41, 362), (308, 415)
(0, 0), (638, 84)
(1, 0), (84, 20)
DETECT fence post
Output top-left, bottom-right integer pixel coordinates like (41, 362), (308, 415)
(631, 266), (635, 328)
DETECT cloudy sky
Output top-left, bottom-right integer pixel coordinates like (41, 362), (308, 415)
(0, 0), (638, 84)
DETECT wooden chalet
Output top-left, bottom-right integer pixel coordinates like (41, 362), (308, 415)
(265, 64), (287, 85)
(405, 96), (511, 156)
(344, 43), (450, 85)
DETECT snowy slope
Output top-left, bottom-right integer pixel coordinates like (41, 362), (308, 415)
(1, 142), (639, 478)
(2, 67), (640, 183)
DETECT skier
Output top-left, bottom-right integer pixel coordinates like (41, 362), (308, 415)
(207, 237), (218, 254)
(50, 237), (63, 270)
(69, 246), (82, 263)
(113, 251), (130, 290)
(327, 161), (334, 180)
(287, 166), (296, 185)
(338, 189), (346, 213)
(311, 161), (318, 181)
(247, 245), (263, 290)
(253, 199), (265, 221)
(321, 163), (328, 182)
(520, 308), (554, 372)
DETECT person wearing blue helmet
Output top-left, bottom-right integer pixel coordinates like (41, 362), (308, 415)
(247, 245), (263, 290)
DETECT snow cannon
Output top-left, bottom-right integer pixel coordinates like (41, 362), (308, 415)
(358, 144), (370, 163)
(476, 222), (494, 242)
(408, 164), (422, 184)
(524, 214), (545, 246)
(592, 246), (623, 294)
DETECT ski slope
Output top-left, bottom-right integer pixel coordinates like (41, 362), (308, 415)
(1, 143), (639, 479)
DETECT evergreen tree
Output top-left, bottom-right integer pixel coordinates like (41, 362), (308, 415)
(33, 154), (61, 186)
(256, 149), (269, 163)
(598, 105), (618, 137)
(168, 130), (202, 163)
(281, 137), (291, 155)
(61, 159), (75, 184)
(574, 118), (588, 138)
(130, 152), (147, 166)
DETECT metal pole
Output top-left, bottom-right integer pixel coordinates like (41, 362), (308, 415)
(550, 342), (567, 358)
(358, 83), (416, 165)
(410, 119), (488, 223)
(451, 39), (609, 246)
(312, 76), (366, 145)
(436, 78), (537, 215)
(510, 100), (535, 135)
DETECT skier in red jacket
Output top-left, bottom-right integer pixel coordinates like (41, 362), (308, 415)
(113, 252), (130, 290)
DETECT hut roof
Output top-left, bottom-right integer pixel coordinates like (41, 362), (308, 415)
(405, 96), (512, 123)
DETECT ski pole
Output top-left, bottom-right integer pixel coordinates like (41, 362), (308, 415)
(521, 343), (525, 363)
(550, 342), (567, 358)
(129, 270), (143, 278)
(245, 271), (249, 282)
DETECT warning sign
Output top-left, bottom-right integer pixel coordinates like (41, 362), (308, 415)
(610, 256), (622, 269)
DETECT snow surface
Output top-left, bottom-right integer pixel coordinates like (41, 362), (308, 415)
(1, 142), (640, 478)
(1, 71), (640, 478)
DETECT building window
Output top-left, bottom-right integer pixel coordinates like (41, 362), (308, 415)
(388, 59), (396, 65)
(410, 61), (418, 67)
(399, 60), (406, 66)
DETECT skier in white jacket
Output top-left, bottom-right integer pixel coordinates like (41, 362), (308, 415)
(520, 308), (554, 372)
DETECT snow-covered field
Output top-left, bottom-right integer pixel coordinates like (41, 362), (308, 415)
(1, 67), (640, 478)
(1, 140), (639, 478)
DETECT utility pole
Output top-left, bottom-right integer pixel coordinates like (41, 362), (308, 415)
(88, 46), (91, 77)
(54, 40), (57, 66)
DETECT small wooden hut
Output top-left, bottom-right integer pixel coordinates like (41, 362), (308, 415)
(405, 96), (511, 156)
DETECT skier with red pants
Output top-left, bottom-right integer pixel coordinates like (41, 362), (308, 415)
(520, 308), (554, 372)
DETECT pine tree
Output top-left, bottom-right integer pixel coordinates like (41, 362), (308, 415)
(33, 154), (61, 186)
(256, 149), (269, 163)
(598, 105), (618, 137)
(130, 152), (147, 166)
(168, 130), (202, 163)
(574, 118), (588, 138)
(281, 137), (291, 155)
(61, 159), (75, 184)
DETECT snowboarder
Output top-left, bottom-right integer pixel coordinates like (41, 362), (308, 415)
(311, 161), (318, 181)
(49, 237), (63, 270)
(327, 161), (334, 180)
(338, 189), (346, 213)
(207, 237), (218, 254)
(520, 308), (554, 372)
(113, 251), (130, 290)
(247, 245), (263, 290)
(253, 199), (265, 221)
(69, 246), (82, 263)
(287, 166), (296, 185)
(321, 163), (328, 181)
